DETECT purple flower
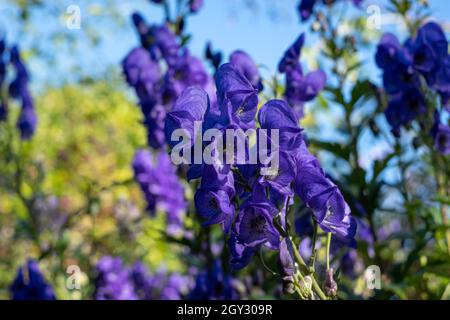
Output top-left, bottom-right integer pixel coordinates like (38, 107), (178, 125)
(165, 86), (209, 148)
(411, 22), (448, 75)
(229, 50), (263, 91)
(189, 260), (240, 300)
(285, 68), (326, 118)
(384, 87), (426, 133)
(297, 0), (316, 21)
(278, 34), (304, 74)
(122, 47), (161, 102)
(259, 151), (296, 196)
(131, 13), (151, 49)
(216, 63), (258, 129)
(205, 42), (222, 70)
(8, 46), (30, 99)
(278, 34), (326, 118)
(228, 232), (255, 270)
(143, 103), (167, 148)
(189, 0), (204, 13)
(94, 256), (138, 300)
(132, 150), (186, 234)
(10, 259), (56, 300)
(162, 50), (209, 105)
(8, 46), (37, 140)
(17, 99), (37, 140)
(258, 99), (303, 150)
(294, 147), (356, 245)
(431, 118), (450, 155)
(131, 263), (191, 300)
(194, 164), (235, 229)
(150, 24), (180, 66)
(235, 200), (279, 249)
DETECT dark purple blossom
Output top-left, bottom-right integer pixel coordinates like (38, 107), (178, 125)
(150, 24), (180, 66)
(10, 259), (56, 300)
(189, 0), (204, 13)
(205, 42), (222, 70)
(194, 164), (235, 230)
(165, 86), (209, 148)
(278, 34), (326, 118)
(8, 46), (37, 140)
(229, 50), (263, 91)
(189, 260), (240, 300)
(122, 47), (161, 103)
(235, 200), (279, 249)
(228, 231), (255, 270)
(278, 34), (304, 74)
(94, 256), (137, 300)
(285, 68), (326, 118)
(132, 149), (186, 235)
(431, 117), (450, 155)
(216, 63), (258, 129)
(384, 87), (426, 134)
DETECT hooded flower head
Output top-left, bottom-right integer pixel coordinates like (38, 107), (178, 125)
(229, 50), (263, 91)
(132, 150), (186, 234)
(10, 259), (56, 300)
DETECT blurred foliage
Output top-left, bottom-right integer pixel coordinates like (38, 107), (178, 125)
(0, 82), (185, 299)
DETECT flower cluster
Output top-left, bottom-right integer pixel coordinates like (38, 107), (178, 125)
(278, 33), (326, 119)
(376, 22), (450, 155)
(165, 34), (356, 273)
(189, 260), (242, 300)
(10, 259), (56, 300)
(0, 40), (37, 139)
(122, 12), (210, 149)
(94, 256), (191, 300)
(132, 149), (187, 235)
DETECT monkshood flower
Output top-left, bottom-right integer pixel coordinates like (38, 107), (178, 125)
(10, 259), (56, 300)
(189, 0), (204, 13)
(0, 38), (6, 120)
(216, 63), (259, 129)
(162, 49), (209, 105)
(278, 34), (326, 119)
(16, 91), (37, 140)
(189, 260), (240, 300)
(376, 22), (450, 134)
(132, 149), (186, 235)
(9, 46), (37, 139)
(150, 24), (180, 66)
(294, 153), (356, 245)
(124, 12), (211, 150)
(131, 263), (191, 300)
(229, 50), (263, 91)
(228, 231), (255, 271)
(94, 256), (137, 300)
(384, 87), (426, 135)
(122, 47), (161, 103)
(297, 0), (362, 22)
(234, 198), (280, 249)
(278, 34), (304, 74)
(194, 164), (235, 230)
(205, 42), (222, 71)
(431, 113), (450, 155)
(258, 100), (355, 244)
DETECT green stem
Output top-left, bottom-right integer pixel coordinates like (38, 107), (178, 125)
(326, 232), (332, 271)
(291, 237), (327, 300)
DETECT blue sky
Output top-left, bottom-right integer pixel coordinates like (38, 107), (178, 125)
(1, 0), (449, 87)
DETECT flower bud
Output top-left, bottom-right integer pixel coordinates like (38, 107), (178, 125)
(325, 268), (338, 297)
